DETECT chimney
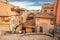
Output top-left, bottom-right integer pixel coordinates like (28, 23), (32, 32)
(6, 0), (9, 3)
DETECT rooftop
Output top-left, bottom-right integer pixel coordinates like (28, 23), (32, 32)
(35, 12), (54, 19)
(42, 3), (54, 9)
(0, 1), (26, 16)
(24, 19), (35, 28)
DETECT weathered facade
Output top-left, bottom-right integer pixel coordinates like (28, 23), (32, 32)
(35, 4), (54, 33)
(54, 0), (60, 37)
(0, 1), (22, 32)
(24, 13), (35, 33)
(41, 3), (54, 15)
(20, 8), (27, 23)
(15, 8), (27, 33)
(35, 13), (54, 33)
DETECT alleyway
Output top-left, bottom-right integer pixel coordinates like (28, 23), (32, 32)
(0, 34), (58, 40)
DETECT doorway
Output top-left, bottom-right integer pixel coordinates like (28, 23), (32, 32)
(39, 26), (43, 32)
(32, 28), (36, 33)
(22, 27), (26, 33)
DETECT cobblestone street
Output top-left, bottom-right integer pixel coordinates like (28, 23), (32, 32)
(0, 34), (58, 40)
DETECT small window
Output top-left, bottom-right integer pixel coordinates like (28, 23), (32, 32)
(1, 17), (5, 22)
(50, 10), (53, 15)
(16, 9), (20, 13)
(1, 17), (9, 22)
(44, 10), (47, 12)
(51, 10), (53, 11)
(11, 8), (15, 11)
(27, 16), (34, 20)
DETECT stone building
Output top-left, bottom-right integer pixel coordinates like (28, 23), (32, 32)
(0, 1), (21, 32)
(24, 13), (35, 33)
(41, 3), (54, 15)
(54, 0), (60, 37)
(35, 3), (54, 33)
(0, 1), (26, 33)
(16, 8), (27, 33)
(35, 13), (54, 33)
(20, 8), (27, 23)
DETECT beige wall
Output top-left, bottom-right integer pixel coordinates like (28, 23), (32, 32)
(36, 18), (54, 33)
(0, 17), (10, 31)
(0, 24), (10, 31)
(0, 2), (20, 31)
(38, 18), (50, 23)
(9, 16), (20, 31)
(0, 2), (15, 16)
(26, 27), (32, 33)
(14, 16), (19, 25)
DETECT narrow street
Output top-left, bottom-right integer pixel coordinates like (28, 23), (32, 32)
(0, 0), (60, 40)
(0, 34), (58, 40)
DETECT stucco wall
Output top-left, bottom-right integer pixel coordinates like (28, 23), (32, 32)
(42, 8), (53, 13)
(55, 0), (60, 25)
(0, 21), (10, 31)
(0, 2), (20, 31)
(36, 18), (54, 33)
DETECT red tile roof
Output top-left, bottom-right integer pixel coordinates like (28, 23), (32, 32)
(24, 19), (35, 28)
(0, 1), (24, 16)
(35, 13), (54, 19)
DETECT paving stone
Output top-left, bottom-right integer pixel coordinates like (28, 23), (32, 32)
(0, 34), (58, 40)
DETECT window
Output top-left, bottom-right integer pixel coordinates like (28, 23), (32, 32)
(44, 10), (47, 12)
(51, 10), (53, 11)
(1, 17), (5, 22)
(27, 16), (34, 20)
(1, 17), (9, 22)
(11, 8), (15, 11)
(50, 10), (53, 15)
(5, 17), (9, 22)
(16, 9), (20, 13)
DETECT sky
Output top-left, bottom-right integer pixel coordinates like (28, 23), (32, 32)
(9, 0), (54, 10)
